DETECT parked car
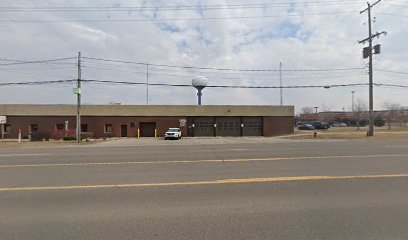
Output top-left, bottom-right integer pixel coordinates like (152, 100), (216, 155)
(298, 124), (315, 130)
(164, 128), (182, 140)
(332, 122), (347, 127)
(308, 121), (330, 130)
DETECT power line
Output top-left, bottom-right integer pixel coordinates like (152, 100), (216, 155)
(82, 56), (365, 72)
(377, 12), (408, 18)
(82, 79), (370, 89)
(376, 69), (408, 75)
(0, 79), (76, 86)
(0, 57), (76, 66)
(1, 79), (406, 89)
(0, 11), (359, 23)
(0, 1), (366, 12)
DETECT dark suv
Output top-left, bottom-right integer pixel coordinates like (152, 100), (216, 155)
(308, 121), (330, 130)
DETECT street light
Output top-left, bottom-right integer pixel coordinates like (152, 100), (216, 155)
(314, 106), (319, 120)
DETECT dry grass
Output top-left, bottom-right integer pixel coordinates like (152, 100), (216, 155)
(283, 127), (408, 140)
(0, 139), (98, 148)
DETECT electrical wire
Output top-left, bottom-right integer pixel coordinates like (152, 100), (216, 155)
(0, 79), (76, 86)
(0, 11), (359, 23)
(0, 57), (76, 66)
(376, 69), (408, 75)
(0, 1), (366, 12)
(81, 79), (369, 89)
(1, 79), (406, 90)
(82, 56), (365, 72)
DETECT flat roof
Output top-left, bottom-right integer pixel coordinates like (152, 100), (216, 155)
(0, 104), (294, 117)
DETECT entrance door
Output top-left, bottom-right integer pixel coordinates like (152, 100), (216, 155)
(140, 122), (156, 137)
(121, 125), (128, 137)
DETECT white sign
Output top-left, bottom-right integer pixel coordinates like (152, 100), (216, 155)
(179, 119), (187, 127)
(0, 116), (6, 124)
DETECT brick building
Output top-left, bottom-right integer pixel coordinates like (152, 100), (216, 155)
(0, 104), (294, 139)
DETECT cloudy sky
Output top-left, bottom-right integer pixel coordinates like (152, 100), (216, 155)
(0, 0), (407, 113)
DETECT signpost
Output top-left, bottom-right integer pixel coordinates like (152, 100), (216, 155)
(0, 116), (6, 140)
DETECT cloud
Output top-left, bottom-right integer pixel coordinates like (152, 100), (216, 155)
(68, 23), (119, 42)
(0, 0), (406, 113)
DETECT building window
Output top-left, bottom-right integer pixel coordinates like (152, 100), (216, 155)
(29, 124), (38, 133)
(130, 122), (136, 128)
(105, 124), (113, 133)
(4, 124), (12, 133)
(56, 124), (64, 130)
(81, 124), (88, 133)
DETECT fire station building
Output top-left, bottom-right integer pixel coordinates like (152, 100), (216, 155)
(0, 104), (294, 140)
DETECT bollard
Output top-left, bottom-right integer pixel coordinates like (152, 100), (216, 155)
(137, 129), (140, 139)
(155, 129), (157, 139)
(313, 132), (317, 139)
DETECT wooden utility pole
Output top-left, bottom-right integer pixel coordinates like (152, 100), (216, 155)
(359, 0), (386, 136)
(76, 52), (82, 143)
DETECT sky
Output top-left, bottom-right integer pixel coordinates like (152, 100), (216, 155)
(0, 0), (407, 114)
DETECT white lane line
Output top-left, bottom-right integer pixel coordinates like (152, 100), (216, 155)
(201, 149), (252, 152)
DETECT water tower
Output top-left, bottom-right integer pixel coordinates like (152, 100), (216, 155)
(192, 76), (208, 105)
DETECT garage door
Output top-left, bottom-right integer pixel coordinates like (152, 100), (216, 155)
(193, 117), (214, 136)
(243, 117), (263, 136)
(140, 122), (156, 137)
(216, 117), (241, 136)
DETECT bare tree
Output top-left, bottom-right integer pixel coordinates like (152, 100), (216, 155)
(382, 101), (401, 129)
(354, 99), (368, 130)
(320, 103), (332, 122)
(301, 106), (315, 114)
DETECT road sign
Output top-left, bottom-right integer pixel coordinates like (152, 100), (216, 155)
(0, 116), (6, 124)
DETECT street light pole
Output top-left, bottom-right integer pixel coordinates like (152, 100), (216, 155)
(279, 62), (283, 106)
(314, 106), (319, 120)
(351, 91), (355, 111)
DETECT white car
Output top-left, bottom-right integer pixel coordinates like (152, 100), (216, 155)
(164, 128), (182, 140)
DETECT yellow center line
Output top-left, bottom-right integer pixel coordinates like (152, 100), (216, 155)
(0, 173), (407, 192)
(0, 154), (408, 169)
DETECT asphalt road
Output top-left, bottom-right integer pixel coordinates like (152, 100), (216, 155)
(1, 138), (408, 240)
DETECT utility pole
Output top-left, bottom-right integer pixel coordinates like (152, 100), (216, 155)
(146, 63), (149, 105)
(279, 62), (283, 106)
(351, 91), (355, 111)
(76, 52), (82, 143)
(359, 0), (386, 136)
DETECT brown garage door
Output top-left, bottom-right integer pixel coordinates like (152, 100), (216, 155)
(216, 117), (241, 136)
(243, 117), (263, 136)
(193, 117), (214, 136)
(140, 122), (156, 137)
